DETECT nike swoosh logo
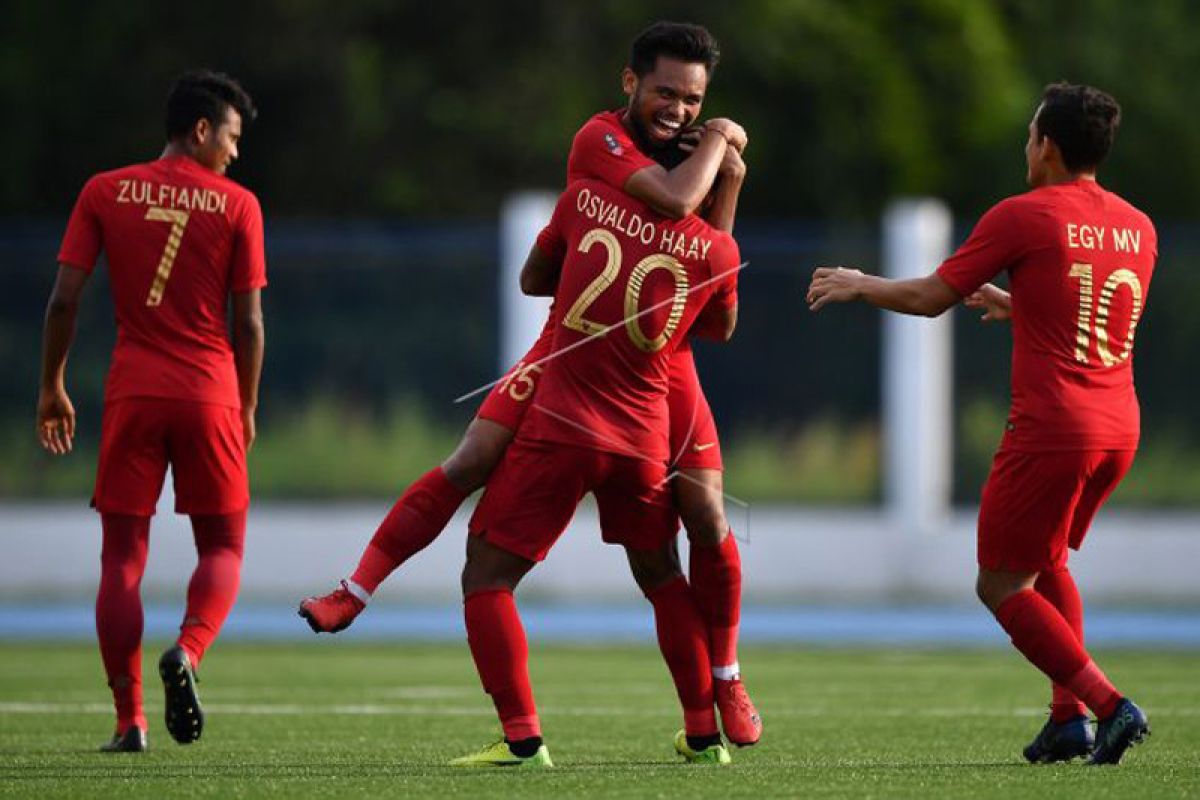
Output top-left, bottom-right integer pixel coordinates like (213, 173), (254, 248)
(692, 442), (716, 452)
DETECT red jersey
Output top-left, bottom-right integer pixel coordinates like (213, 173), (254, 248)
(58, 155), (267, 408)
(567, 109), (658, 189)
(522, 180), (739, 461)
(936, 179), (1156, 452)
(566, 109), (737, 350)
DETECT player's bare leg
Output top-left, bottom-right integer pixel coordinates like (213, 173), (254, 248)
(299, 418), (514, 633)
(454, 535), (552, 766)
(675, 467), (760, 746)
(627, 541), (729, 764)
(978, 567), (1149, 764)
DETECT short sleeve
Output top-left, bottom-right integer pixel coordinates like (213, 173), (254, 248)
(57, 176), (105, 272)
(231, 192), (267, 292)
(567, 117), (657, 190)
(936, 198), (1027, 296)
(534, 188), (574, 263)
(708, 234), (740, 309)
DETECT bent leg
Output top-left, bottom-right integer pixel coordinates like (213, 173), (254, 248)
(176, 511), (246, 667)
(350, 418), (512, 594)
(676, 468), (741, 678)
(628, 544), (718, 739)
(96, 513), (151, 734)
(1035, 567), (1088, 722)
(978, 567), (1121, 719)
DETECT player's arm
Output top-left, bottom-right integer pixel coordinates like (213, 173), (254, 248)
(806, 268), (960, 317)
(691, 298), (738, 342)
(231, 289), (265, 451)
(37, 264), (90, 455)
(520, 244), (561, 297)
(964, 283), (1012, 322)
(624, 120), (745, 220)
(703, 143), (747, 234)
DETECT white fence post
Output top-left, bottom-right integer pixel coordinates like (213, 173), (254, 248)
(499, 192), (557, 372)
(882, 199), (953, 538)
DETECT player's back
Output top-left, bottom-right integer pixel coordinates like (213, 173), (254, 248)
(1004, 179), (1156, 450)
(58, 155), (265, 408)
(523, 180), (738, 461)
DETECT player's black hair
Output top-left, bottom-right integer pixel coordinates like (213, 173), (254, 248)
(165, 69), (257, 140)
(1035, 82), (1121, 173)
(629, 21), (720, 77)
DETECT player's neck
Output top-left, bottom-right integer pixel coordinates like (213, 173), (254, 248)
(160, 142), (209, 171)
(1042, 165), (1097, 188)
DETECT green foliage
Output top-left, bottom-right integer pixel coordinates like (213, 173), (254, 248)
(6, 1), (1200, 219)
(1, 642), (1197, 797)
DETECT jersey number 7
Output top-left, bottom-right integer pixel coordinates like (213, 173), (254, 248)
(144, 207), (191, 306)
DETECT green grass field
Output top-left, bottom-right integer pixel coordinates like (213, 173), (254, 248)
(1, 642), (1197, 798)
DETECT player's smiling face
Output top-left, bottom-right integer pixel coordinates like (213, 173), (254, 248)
(194, 105), (243, 176)
(622, 56), (708, 149)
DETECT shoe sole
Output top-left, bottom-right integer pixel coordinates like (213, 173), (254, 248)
(297, 604), (347, 634)
(159, 649), (204, 745)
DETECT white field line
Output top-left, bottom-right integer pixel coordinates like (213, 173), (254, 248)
(2, 701), (1196, 718)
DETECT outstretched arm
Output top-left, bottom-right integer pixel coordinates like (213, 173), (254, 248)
(37, 264), (90, 454)
(231, 289), (265, 451)
(806, 267), (960, 317)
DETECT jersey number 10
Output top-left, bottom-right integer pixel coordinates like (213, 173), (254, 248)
(562, 227), (690, 353)
(1068, 262), (1144, 367)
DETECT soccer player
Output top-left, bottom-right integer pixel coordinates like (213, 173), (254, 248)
(450, 176), (741, 768)
(806, 83), (1153, 766)
(300, 21), (761, 746)
(37, 70), (266, 752)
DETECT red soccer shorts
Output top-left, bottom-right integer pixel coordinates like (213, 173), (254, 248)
(977, 448), (1135, 573)
(469, 438), (679, 562)
(94, 398), (249, 516)
(667, 348), (722, 471)
(480, 330), (723, 470)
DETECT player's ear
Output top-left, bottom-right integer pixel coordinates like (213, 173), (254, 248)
(192, 117), (212, 147)
(621, 67), (637, 98)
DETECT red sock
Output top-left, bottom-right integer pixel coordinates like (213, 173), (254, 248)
(1035, 568), (1088, 722)
(351, 468), (468, 594)
(176, 511), (246, 668)
(464, 589), (540, 741)
(96, 513), (150, 733)
(645, 576), (717, 736)
(689, 532), (741, 675)
(995, 589), (1121, 718)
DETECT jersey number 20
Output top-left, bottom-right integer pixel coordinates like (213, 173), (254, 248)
(561, 227), (689, 353)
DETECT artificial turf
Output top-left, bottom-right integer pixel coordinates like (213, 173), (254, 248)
(1, 641), (1197, 798)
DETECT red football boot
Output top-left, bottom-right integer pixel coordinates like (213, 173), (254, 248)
(298, 581), (366, 633)
(715, 676), (762, 746)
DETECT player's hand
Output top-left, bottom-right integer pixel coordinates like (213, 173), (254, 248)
(964, 283), (1012, 322)
(719, 143), (746, 178)
(36, 387), (75, 455)
(677, 124), (705, 153)
(704, 118), (748, 153)
(241, 406), (257, 453)
(806, 266), (865, 312)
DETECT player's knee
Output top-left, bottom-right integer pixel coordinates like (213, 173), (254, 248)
(680, 498), (727, 547)
(627, 549), (682, 594)
(442, 422), (510, 491)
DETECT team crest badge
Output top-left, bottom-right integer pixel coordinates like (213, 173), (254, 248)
(604, 133), (624, 156)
